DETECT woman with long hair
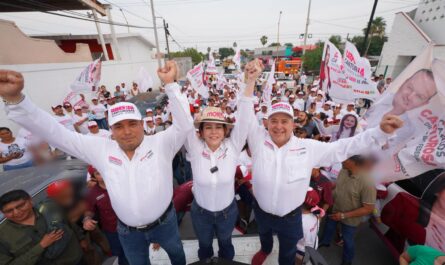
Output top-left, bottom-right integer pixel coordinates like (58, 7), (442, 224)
(314, 114), (359, 142)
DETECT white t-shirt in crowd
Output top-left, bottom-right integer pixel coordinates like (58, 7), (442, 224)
(90, 103), (107, 119)
(72, 114), (89, 134)
(300, 75), (307, 84)
(0, 137), (32, 166)
(87, 129), (111, 139)
(53, 115), (76, 131)
(293, 99), (305, 111)
(297, 213), (319, 253)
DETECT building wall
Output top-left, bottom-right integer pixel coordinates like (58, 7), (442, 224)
(414, 0), (445, 44)
(58, 39), (115, 60)
(0, 59), (161, 133)
(376, 13), (430, 78)
(117, 37), (153, 61)
(0, 20), (92, 64)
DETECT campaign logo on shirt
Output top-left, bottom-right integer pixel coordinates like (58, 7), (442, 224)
(202, 151), (210, 160)
(108, 156), (122, 166)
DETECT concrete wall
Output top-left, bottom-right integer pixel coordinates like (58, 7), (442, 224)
(0, 59), (162, 133)
(414, 0), (445, 45)
(0, 19), (92, 65)
(376, 12), (430, 78)
(117, 37), (153, 62)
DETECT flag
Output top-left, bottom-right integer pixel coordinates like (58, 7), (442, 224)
(187, 63), (209, 99)
(137, 67), (154, 92)
(70, 58), (102, 92)
(233, 48), (241, 69)
(262, 60), (275, 104)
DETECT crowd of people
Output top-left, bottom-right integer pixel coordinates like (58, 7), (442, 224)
(0, 59), (441, 265)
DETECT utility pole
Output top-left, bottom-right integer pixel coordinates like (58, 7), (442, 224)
(362, 0), (379, 56)
(149, 0), (162, 68)
(276, 11), (282, 59)
(90, 10), (109, 61)
(163, 19), (170, 59)
(300, 0), (312, 74)
(105, 5), (121, 60)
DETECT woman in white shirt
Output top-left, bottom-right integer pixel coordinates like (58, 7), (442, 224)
(183, 60), (261, 261)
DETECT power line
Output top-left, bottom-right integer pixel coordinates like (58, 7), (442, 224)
(101, 0), (153, 24)
(0, 1), (155, 29)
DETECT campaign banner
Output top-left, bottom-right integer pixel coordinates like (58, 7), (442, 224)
(319, 41), (352, 103)
(343, 41), (379, 101)
(216, 73), (227, 91)
(262, 60), (275, 104)
(186, 63), (209, 99)
(137, 67), (154, 92)
(363, 44), (445, 182)
(70, 58), (102, 92)
(233, 48), (241, 69)
(63, 91), (84, 108)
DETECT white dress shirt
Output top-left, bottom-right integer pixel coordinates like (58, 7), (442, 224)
(184, 96), (253, 211)
(247, 113), (390, 217)
(6, 83), (193, 227)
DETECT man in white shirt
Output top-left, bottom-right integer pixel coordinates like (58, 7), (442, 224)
(51, 104), (76, 132)
(0, 61), (192, 265)
(90, 98), (108, 130)
(319, 102), (334, 119)
(247, 101), (403, 265)
(300, 73), (307, 89)
(72, 106), (89, 134)
(293, 91), (306, 111)
(256, 104), (268, 125)
(340, 103), (358, 117)
(87, 121), (111, 138)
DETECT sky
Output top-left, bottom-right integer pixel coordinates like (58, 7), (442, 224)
(0, 0), (419, 53)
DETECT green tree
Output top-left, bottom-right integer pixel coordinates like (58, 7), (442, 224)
(218, 47), (235, 60)
(268, 42), (281, 47)
(260, 35), (268, 47)
(170, 48), (204, 65)
(363, 16), (386, 56)
(302, 41), (324, 72)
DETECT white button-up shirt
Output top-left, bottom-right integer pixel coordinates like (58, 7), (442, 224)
(184, 96), (253, 211)
(247, 116), (390, 217)
(6, 83), (193, 226)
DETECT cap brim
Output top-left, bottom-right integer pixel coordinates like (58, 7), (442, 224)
(268, 110), (293, 119)
(108, 116), (142, 127)
(194, 119), (233, 129)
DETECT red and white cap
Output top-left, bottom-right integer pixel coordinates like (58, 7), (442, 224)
(146, 108), (153, 113)
(144, 117), (154, 122)
(87, 121), (98, 127)
(268, 102), (293, 119)
(108, 102), (142, 126)
(74, 106), (82, 111)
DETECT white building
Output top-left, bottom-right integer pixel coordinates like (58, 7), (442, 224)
(376, 0), (445, 78)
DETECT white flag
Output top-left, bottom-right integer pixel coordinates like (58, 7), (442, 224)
(262, 60), (275, 104)
(187, 63), (209, 99)
(70, 58), (102, 92)
(137, 67), (154, 92)
(233, 48), (241, 69)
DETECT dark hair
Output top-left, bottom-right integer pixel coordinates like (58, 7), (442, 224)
(0, 190), (31, 210)
(0, 127), (11, 133)
(336, 114), (358, 140)
(347, 155), (367, 166)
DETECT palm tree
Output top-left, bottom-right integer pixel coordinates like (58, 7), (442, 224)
(260, 35), (268, 47)
(364, 17), (386, 56)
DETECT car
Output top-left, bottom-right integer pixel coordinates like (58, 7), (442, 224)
(0, 159), (88, 222)
(275, 72), (297, 89)
(215, 59), (221, 66)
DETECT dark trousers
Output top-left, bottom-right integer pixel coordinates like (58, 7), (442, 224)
(253, 201), (303, 265)
(104, 231), (129, 265)
(320, 217), (357, 263)
(190, 199), (238, 261)
(117, 207), (186, 265)
(95, 118), (108, 130)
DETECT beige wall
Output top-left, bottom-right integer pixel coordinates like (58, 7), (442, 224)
(0, 19), (92, 65)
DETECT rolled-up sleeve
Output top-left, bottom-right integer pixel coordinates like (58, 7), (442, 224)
(310, 127), (391, 168)
(5, 97), (107, 165)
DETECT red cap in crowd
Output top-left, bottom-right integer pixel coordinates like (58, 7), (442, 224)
(304, 187), (320, 208)
(46, 180), (72, 197)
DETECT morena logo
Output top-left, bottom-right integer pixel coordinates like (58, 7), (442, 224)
(110, 105), (135, 116)
(206, 111), (224, 118)
(272, 103), (291, 111)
